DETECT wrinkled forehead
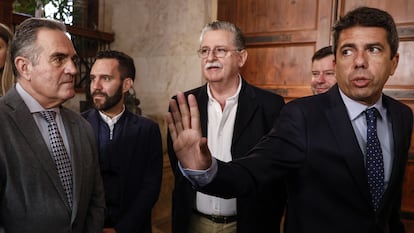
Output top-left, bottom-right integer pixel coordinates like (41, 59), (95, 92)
(36, 28), (76, 55)
(200, 29), (234, 47)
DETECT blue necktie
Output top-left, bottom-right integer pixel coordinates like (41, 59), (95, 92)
(40, 111), (73, 208)
(365, 107), (385, 211)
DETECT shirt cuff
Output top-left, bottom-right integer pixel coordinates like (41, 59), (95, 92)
(178, 158), (218, 188)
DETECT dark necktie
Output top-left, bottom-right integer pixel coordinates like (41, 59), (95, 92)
(365, 107), (385, 211)
(40, 111), (73, 208)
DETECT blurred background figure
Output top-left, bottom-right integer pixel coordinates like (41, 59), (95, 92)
(310, 45), (336, 94)
(0, 23), (14, 96)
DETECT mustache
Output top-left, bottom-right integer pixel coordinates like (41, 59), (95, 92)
(92, 90), (108, 97)
(205, 62), (223, 69)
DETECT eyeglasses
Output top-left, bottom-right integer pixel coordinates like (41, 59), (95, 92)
(311, 70), (335, 79)
(197, 47), (242, 58)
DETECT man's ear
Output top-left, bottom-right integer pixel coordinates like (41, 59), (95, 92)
(238, 49), (248, 67)
(122, 77), (134, 93)
(389, 52), (399, 76)
(15, 56), (31, 80)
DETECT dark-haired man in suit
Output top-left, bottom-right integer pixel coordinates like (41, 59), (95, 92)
(82, 50), (163, 233)
(167, 7), (412, 233)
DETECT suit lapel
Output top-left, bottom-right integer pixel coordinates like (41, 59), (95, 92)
(378, 96), (405, 209)
(232, 81), (258, 149)
(196, 86), (209, 137)
(61, 108), (83, 220)
(325, 87), (371, 203)
(196, 80), (258, 156)
(5, 88), (72, 212)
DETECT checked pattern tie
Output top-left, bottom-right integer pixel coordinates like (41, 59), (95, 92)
(40, 111), (73, 208)
(365, 107), (385, 211)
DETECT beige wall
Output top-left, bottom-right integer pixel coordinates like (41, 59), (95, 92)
(100, 0), (215, 118)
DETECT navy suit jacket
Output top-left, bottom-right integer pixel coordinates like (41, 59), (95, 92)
(168, 79), (286, 233)
(202, 85), (413, 233)
(82, 108), (163, 233)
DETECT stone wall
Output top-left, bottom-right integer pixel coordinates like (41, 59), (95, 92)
(102, 0), (214, 117)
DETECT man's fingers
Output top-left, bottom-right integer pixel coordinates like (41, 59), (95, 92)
(169, 98), (184, 133)
(177, 92), (191, 129)
(188, 94), (201, 132)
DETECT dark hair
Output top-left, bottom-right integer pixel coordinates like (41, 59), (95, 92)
(312, 46), (333, 62)
(332, 6), (399, 59)
(200, 20), (246, 50)
(95, 50), (136, 81)
(11, 18), (67, 77)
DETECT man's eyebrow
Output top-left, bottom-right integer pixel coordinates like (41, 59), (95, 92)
(52, 51), (68, 56)
(364, 43), (385, 49)
(49, 52), (68, 59)
(339, 43), (356, 50)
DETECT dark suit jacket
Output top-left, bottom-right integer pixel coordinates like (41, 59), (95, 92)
(168, 79), (286, 233)
(0, 87), (105, 233)
(202, 85), (413, 233)
(82, 108), (163, 233)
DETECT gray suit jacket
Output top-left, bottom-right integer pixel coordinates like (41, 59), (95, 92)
(0, 87), (105, 233)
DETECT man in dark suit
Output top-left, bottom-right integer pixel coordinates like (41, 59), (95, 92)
(167, 21), (286, 233)
(0, 18), (105, 233)
(167, 7), (412, 233)
(82, 50), (163, 233)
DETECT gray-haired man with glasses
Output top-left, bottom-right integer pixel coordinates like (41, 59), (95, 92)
(167, 20), (286, 233)
(197, 47), (243, 58)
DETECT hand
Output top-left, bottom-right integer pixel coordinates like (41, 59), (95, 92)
(102, 228), (117, 233)
(166, 92), (212, 170)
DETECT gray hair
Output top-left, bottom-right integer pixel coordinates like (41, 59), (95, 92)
(199, 20), (246, 50)
(11, 18), (67, 77)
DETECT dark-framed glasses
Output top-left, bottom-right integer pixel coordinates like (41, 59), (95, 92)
(197, 47), (242, 58)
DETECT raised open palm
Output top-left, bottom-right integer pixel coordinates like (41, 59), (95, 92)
(166, 92), (212, 170)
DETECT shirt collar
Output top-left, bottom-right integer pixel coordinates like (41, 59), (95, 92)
(16, 82), (61, 114)
(98, 105), (125, 125)
(339, 88), (385, 120)
(206, 74), (242, 103)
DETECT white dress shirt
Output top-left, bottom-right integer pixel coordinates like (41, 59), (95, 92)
(195, 78), (242, 217)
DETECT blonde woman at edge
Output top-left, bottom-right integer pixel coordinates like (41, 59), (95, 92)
(0, 23), (14, 96)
